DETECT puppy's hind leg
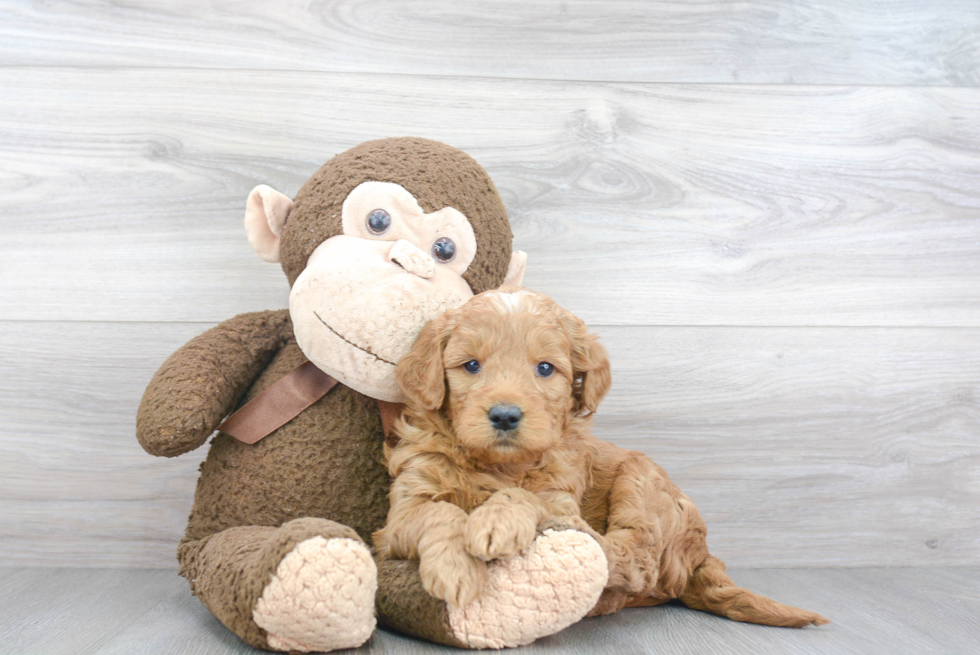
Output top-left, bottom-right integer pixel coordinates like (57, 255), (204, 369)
(592, 451), (828, 627)
(680, 555), (829, 628)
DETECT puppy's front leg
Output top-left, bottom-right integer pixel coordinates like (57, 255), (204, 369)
(536, 490), (605, 542)
(376, 479), (487, 607)
(416, 502), (489, 608)
(464, 488), (551, 561)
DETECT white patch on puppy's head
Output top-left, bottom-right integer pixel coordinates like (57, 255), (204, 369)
(484, 288), (541, 315)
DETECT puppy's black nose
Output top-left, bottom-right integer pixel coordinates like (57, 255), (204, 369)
(488, 404), (522, 432)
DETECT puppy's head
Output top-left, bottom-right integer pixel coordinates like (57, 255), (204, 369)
(396, 287), (611, 464)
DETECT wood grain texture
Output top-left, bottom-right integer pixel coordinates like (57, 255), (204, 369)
(1, 1), (978, 86)
(0, 568), (184, 655)
(597, 325), (980, 568)
(1, 567), (978, 654)
(2, 0), (979, 586)
(0, 321), (206, 567)
(2, 321), (976, 568)
(2, 69), (980, 326)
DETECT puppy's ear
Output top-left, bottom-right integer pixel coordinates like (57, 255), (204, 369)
(572, 334), (612, 416)
(556, 307), (612, 415)
(396, 310), (457, 411)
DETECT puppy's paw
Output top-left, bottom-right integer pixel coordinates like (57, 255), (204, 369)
(464, 503), (537, 561)
(419, 544), (488, 608)
(539, 514), (596, 537)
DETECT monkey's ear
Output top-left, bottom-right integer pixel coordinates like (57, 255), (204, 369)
(245, 185), (293, 263)
(396, 311), (457, 411)
(501, 250), (527, 287)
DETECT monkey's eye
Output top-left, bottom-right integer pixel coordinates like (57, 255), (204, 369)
(464, 360), (481, 374)
(432, 237), (456, 262)
(366, 209), (391, 235)
(536, 362), (555, 377)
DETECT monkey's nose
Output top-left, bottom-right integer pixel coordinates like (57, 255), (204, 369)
(488, 404), (523, 432)
(388, 239), (435, 279)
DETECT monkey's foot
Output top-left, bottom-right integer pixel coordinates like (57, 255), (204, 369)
(448, 529), (608, 649)
(253, 536), (377, 652)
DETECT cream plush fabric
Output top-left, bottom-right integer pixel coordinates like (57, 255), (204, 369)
(253, 537), (378, 652)
(448, 530), (608, 649)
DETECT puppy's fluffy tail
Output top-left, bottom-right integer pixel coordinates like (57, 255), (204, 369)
(679, 556), (829, 628)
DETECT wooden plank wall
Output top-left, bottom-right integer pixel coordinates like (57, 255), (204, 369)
(1, 1), (978, 568)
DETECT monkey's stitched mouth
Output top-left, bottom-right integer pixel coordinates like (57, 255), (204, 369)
(314, 311), (397, 367)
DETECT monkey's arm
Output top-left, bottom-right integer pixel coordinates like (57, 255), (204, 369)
(136, 309), (292, 457)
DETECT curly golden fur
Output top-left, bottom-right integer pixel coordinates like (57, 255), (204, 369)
(374, 288), (828, 627)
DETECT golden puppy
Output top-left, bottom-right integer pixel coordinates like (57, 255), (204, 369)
(374, 287), (828, 627)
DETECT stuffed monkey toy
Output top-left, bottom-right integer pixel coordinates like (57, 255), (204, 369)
(137, 138), (609, 651)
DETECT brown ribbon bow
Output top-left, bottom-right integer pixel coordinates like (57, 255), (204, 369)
(218, 361), (404, 445)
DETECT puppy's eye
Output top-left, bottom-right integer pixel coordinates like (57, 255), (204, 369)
(432, 237), (456, 262)
(367, 209), (391, 235)
(464, 360), (481, 374)
(536, 362), (555, 377)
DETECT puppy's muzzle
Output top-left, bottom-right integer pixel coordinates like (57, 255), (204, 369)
(488, 404), (522, 433)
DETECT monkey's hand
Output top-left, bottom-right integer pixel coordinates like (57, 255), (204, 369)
(136, 310), (291, 457)
(419, 540), (488, 608)
(464, 490), (540, 561)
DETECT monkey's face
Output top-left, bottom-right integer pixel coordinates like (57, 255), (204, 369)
(288, 182), (477, 401)
(244, 138), (526, 403)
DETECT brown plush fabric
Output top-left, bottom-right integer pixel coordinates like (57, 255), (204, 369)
(282, 137), (513, 294)
(375, 559), (468, 648)
(181, 339), (391, 544)
(137, 310), (292, 458)
(136, 139), (517, 650)
(180, 518), (362, 649)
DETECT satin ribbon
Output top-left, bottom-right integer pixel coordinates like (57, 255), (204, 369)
(218, 361), (404, 445)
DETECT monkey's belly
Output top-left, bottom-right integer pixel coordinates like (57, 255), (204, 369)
(184, 344), (390, 544)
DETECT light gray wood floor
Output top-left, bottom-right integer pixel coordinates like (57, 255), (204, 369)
(2, 567), (978, 655)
